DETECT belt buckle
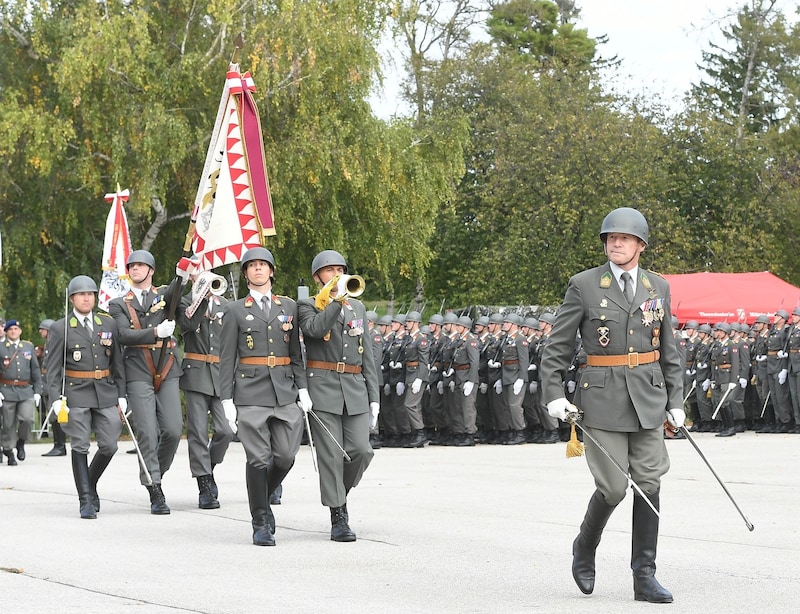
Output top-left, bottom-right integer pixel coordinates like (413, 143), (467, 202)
(94, 369), (103, 379)
(336, 362), (346, 373)
(627, 352), (639, 369)
(267, 355), (276, 368)
(13, 379), (20, 385)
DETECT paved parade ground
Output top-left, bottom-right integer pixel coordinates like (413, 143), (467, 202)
(2, 431), (799, 613)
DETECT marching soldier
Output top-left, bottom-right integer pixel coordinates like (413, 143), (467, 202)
(499, 313), (529, 445)
(521, 318), (543, 442)
(449, 315), (479, 446)
(425, 313), (448, 444)
(297, 250), (380, 542)
(438, 312), (459, 444)
(401, 311), (430, 448)
(534, 312), (560, 444)
(709, 322), (739, 437)
(177, 279), (233, 510)
(219, 247), (308, 546)
(108, 249), (184, 514)
(766, 309), (793, 432)
(44, 276), (126, 518)
(386, 314), (411, 445)
(484, 313), (506, 444)
(751, 315), (773, 432)
(681, 321), (700, 428)
(39, 319), (68, 457)
(693, 324), (715, 432)
(786, 308), (800, 433)
(474, 315), (494, 443)
(0, 320), (43, 465)
(542, 207), (683, 603)
(366, 311), (383, 448)
(730, 323), (751, 432)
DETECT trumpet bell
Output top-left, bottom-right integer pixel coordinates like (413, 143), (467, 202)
(186, 271), (228, 317)
(338, 274), (365, 299)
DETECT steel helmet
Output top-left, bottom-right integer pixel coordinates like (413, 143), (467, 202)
(713, 322), (731, 334)
(38, 318), (55, 331)
(311, 250), (347, 277)
(126, 249), (156, 270)
(241, 247), (275, 271)
(392, 313), (406, 325)
(68, 275), (98, 296)
(538, 312), (557, 326)
(755, 315), (770, 324)
(442, 312), (459, 325)
(457, 315), (473, 329)
(684, 320), (699, 330)
(366, 311), (379, 323)
(476, 315), (490, 327)
(776, 309), (790, 321)
(488, 313), (504, 324)
(600, 207), (649, 245)
(524, 317), (541, 330)
(698, 324), (713, 335)
(428, 314), (444, 326)
(378, 315), (392, 326)
(406, 311), (422, 323)
(503, 313), (523, 326)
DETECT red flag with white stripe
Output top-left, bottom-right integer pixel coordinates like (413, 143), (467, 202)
(191, 65), (276, 272)
(98, 186), (132, 311)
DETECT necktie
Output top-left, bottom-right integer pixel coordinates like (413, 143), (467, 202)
(261, 296), (270, 317)
(621, 272), (634, 305)
(83, 317), (92, 333)
(141, 290), (150, 307)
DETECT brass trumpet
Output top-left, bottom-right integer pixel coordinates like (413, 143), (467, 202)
(315, 274), (366, 309)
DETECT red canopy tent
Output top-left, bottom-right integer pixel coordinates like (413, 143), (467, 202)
(663, 271), (800, 325)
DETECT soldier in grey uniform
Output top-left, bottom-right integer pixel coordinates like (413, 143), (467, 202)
(387, 314), (411, 445)
(449, 315), (479, 446)
(499, 313), (529, 445)
(177, 280), (233, 510)
(108, 249), (183, 514)
(38, 318), (69, 456)
(750, 315), (773, 431)
(425, 313), (448, 443)
(219, 247), (308, 546)
(709, 322), (739, 437)
(366, 311), (383, 448)
(766, 309), (793, 432)
(542, 207), (683, 604)
(0, 320), (43, 465)
(534, 312), (560, 443)
(474, 315), (493, 443)
(401, 311), (430, 448)
(681, 321), (699, 428)
(785, 308), (800, 432)
(693, 324), (715, 432)
(44, 276), (126, 518)
(297, 250), (380, 542)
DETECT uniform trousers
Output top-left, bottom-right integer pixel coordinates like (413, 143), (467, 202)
(392, 388), (411, 434)
(380, 387), (399, 435)
(427, 383), (447, 429)
(310, 408), (374, 508)
(535, 400), (559, 431)
(237, 403), (302, 470)
(127, 379), (183, 485)
(184, 390), (233, 477)
(503, 385), (526, 430)
(767, 373), (792, 424)
(1, 399), (34, 448)
(583, 425), (670, 506)
(695, 383), (713, 421)
(459, 383), (477, 435)
(403, 385), (425, 431)
(63, 405), (122, 455)
(787, 370), (800, 425)
(489, 383), (509, 431)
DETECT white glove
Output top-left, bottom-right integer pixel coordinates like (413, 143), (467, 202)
(298, 388), (313, 414)
(383, 383), (391, 396)
(777, 350), (788, 359)
(436, 381), (444, 394)
(429, 365), (438, 373)
(396, 382), (405, 396)
(567, 380), (576, 394)
(487, 360), (500, 369)
(528, 364), (537, 371)
(701, 378), (711, 392)
(697, 362), (708, 369)
(666, 408), (686, 429)
(547, 398), (571, 421)
(739, 377), (747, 389)
(222, 399), (237, 434)
(443, 368), (454, 377)
(155, 319), (176, 338)
(463, 382), (474, 397)
(0, 391), (3, 407)
(513, 379), (523, 395)
(685, 369), (693, 376)
(411, 379), (422, 394)
(34, 393), (41, 407)
(479, 382), (488, 394)
(448, 381), (455, 392)
(118, 397), (128, 413)
(51, 399), (67, 416)
(779, 369), (788, 385)
(528, 381), (537, 394)
(727, 382), (737, 390)
(493, 380), (502, 394)
(369, 402), (380, 430)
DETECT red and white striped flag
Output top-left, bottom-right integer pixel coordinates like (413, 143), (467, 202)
(98, 186), (132, 311)
(191, 65), (276, 272)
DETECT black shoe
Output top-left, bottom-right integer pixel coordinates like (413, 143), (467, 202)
(633, 574), (674, 603)
(369, 434), (383, 449)
(538, 429), (560, 444)
(453, 433), (475, 447)
(503, 430), (526, 445)
(16, 439), (26, 461)
(403, 430), (428, 448)
(330, 505), (357, 542)
(126, 447), (137, 454)
(42, 444), (67, 457)
(197, 475), (220, 509)
(715, 427), (736, 437)
(4, 449), (18, 466)
(146, 484), (171, 515)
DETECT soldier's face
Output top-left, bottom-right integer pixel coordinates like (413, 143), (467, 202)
(245, 260), (273, 289)
(6, 325), (21, 341)
(127, 262), (154, 285)
(605, 233), (645, 268)
(71, 292), (96, 315)
(315, 265), (345, 287)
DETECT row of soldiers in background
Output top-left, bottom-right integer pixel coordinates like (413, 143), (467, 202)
(364, 309), (580, 448)
(678, 308), (800, 437)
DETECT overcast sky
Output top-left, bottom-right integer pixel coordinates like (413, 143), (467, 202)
(372, 1), (797, 118)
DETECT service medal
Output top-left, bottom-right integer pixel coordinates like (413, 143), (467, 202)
(642, 311), (653, 327)
(246, 334), (254, 350)
(73, 350), (82, 362)
(597, 326), (610, 347)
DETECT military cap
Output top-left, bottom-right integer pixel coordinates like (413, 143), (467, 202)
(442, 312), (459, 324)
(713, 322), (731, 334)
(4, 319), (21, 331)
(504, 313), (523, 326)
(39, 319), (55, 331)
(793, 307), (800, 317)
(420, 325), (430, 335)
(524, 317), (541, 330)
(126, 249), (156, 270)
(406, 311), (422, 323)
(392, 313), (406, 325)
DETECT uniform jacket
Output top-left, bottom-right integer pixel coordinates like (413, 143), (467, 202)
(787, 325), (800, 373)
(297, 297), (380, 414)
(108, 280), (183, 383)
(44, 312), (125, 408)
(541, 262), (683, 432)
(177, 295), (224, 397)
(403, 329), (430, 384)
(0, 339), (43, 400)
(710, 338), (740, 387)
(451, 333), (479, 386)
(766, 324), (789, 375)
(219, 293), (306, 407)
(500, 331), (529, 385)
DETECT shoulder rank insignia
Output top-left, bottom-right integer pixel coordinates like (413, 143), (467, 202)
(600, 271), (613, 288)
(244, 296), (254, 308)
(640, 273), (653, 290)
(272, 295), (282, 306)
(69, 316), (78, 328)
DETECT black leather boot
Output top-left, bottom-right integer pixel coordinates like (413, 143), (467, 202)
(197, 475), (220, 509)
(572, 490), (617, 594)
(71, 451), (97, 519)
(716, 407), (736, 437)
(146, 483), (171, 515)
(88, 452), (114, 512)
(209, 465), (219, 499)
(43, 422), (68, 456)
(268, 462), (292, 506)
(631, 490), (673, 603)
(403, 429), (429, 448)
(16, 438), (26, 461)
(4, 449), (18, 466)
(246, 464), (275, 546)
(330, 505), (357, 542)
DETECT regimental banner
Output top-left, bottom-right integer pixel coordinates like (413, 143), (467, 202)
(191, 66), (276, 273)
(98, 186), (132, 311)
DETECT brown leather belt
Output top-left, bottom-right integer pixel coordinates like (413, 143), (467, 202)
(503, 359), (519, 365)
(406, 361), (419, 367)
(239, 356), (291, 367)
(65, 369), (111, 380)
(129, 340), (176, 349)
(717, 364), (732, 369)
(307, 360), (362, 374)
(184, 352), (220, 364)
(586, 350), (660, 368)
(0, 378), (30, 386)
(454, 364), (471, 370)
(791, 349), (800, 353)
